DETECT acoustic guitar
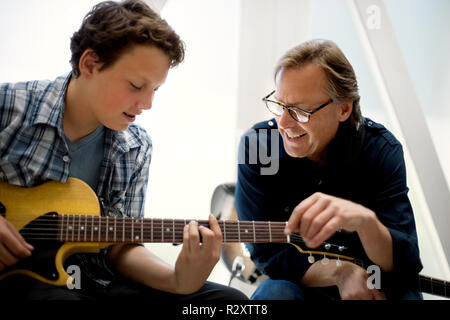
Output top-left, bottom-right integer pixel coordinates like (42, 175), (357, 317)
(0, 178), (448, 298)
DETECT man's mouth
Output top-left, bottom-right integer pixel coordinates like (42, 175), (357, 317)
(286, 132), (307, 140)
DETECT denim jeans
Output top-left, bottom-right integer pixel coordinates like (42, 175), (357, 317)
(251, 279), (423, 300)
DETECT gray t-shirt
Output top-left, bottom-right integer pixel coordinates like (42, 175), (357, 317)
(64, 125), (105, 192)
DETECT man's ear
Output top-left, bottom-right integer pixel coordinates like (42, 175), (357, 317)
(78, 49), (101, 78)
(338, 102), (353, 122)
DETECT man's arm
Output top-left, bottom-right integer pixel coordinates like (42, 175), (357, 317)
(286, 142), (422, 296)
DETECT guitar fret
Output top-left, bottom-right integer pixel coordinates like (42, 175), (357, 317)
(141, 218), (144, 242)
(237, 220), (240, 243)
(268, 221), (272, 242)
(84, 215), (87, 241)
(59, 215), (64, 242)
(91, 215), (94, 242)
(134, 219), (140, 241)
(223, 220), (227, 243)
(106, 216), (109, 242)
(131, 217), (134, 242)
(122, 217), (125, 242)
(151, 218), (153, 242)
(114, 216), (117, 242)
(59, 215), (63, 242)
(76, 215), (80, 241)
(172, 219), (175, 243)
(72, 215), (75, 242)
(66, 215), (70, 242)
(161, 219), (164, 242)
(78, 215), (82, 241)
(252, 221), (256, 242)
(98, 216), (101, 242)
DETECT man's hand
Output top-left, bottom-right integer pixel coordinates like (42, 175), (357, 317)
(0, 216), (34, 271)
(284, 192), (374, 248)
(285, 192), (394, 272)
(334, 262), (386, 300)
(174, 214), (223, 294)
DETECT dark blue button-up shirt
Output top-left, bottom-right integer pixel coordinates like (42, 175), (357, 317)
(235, 117), (423, 298)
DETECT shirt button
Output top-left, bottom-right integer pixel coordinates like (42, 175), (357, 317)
(62, 155), (70, 162)
(116, 203), (123, 209)
(268, 120), (274, 126)
(368, 121), (373, 126)
(284, 206), (290, 213)
(318, 180), (323, 185)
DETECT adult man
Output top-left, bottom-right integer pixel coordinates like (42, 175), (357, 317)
(0, 0), (246, 300)
(235, 39), (423, 300)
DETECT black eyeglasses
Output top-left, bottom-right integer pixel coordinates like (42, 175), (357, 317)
(262, 90), (333, 123)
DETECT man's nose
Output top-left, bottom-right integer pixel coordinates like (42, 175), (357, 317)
(277, 108), (295, 129)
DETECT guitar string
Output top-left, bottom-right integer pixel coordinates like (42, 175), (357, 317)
(11, 216), (348, 253)
(6, 217), (395, 275)
(18, 230), (347, 255)
(15, 217), (348, 249)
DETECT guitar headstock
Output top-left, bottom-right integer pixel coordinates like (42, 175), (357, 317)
(288, 232), (356, 266)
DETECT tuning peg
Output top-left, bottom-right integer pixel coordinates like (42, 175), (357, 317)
(324, 243), (331, 250)
(321, 256), (329, 265)
(338, 246), (345, 252)
(308, 254), (315, 264)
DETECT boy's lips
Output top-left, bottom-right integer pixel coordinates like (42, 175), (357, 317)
(123, 112), (136, 122)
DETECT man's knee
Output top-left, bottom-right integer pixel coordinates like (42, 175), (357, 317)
(251, 279), (304, 300)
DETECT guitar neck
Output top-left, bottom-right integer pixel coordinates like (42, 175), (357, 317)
(418, 274), (450, 298)
(57, 215), (289, 244)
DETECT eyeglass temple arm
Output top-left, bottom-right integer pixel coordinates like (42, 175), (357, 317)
(262, 90), (276, 101)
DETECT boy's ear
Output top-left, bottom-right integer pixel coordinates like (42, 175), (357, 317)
(338, 101), (353, 122)
(78, 49), (101, 78)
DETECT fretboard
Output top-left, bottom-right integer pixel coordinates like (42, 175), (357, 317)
(58, 215), (289, 244)
(418, 274), (450, 298)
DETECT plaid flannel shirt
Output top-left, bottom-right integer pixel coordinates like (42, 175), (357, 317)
(0, 73), (152, 218)
(0, 73), (152, 285)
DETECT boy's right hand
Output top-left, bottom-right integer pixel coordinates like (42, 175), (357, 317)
(0, 216), (34, 271)
(173, 214), (223, 294)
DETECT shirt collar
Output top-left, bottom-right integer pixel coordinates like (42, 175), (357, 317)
(30, 72), (72, 129)
(326, 119), (366, 167)
(105, 124), (147, 155)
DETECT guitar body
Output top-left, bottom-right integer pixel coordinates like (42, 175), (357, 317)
(0, 178), (109, 286)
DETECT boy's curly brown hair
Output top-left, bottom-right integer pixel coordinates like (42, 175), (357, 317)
(70, 0), (185, 77)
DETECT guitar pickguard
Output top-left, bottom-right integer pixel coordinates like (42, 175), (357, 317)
(0, 212), (64, 282)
